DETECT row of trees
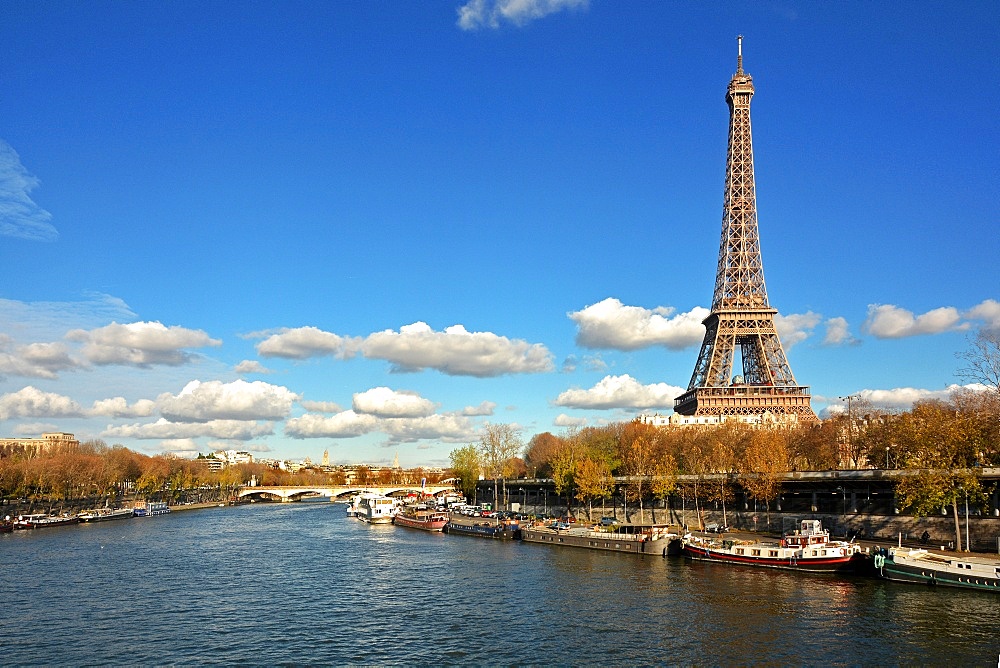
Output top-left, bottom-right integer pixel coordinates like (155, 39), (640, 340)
(0, 440), (448, 508)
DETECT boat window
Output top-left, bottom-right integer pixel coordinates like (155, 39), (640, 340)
(736, 548), (744, 555)
(751, 549), (761, 556)
(769, 551), (778, 557)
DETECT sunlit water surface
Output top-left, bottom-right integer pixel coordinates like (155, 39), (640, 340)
(2, 502), (998, 665)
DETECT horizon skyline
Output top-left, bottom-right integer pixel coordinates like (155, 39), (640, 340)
(1, 2), (997, 467)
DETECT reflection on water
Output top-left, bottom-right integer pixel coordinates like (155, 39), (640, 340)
(2, 502), (998, 665)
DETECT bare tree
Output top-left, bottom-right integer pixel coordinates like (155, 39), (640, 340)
(957, 330), (1000, 394)
(479, 423), (523, 510)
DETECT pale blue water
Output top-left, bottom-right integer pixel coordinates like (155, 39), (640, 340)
(2, 501), (998, 665)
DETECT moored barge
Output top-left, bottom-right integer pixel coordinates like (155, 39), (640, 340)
(682, 519), (864, 573)
(872, 547), (1000, 592)
(393, 507), (449, 532)
(445, 514), (520, 539)
(521, 522), (680, 556)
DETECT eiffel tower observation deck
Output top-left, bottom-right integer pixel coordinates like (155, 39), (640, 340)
(674, 36), (817, 425)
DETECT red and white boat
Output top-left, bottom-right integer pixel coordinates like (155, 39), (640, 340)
(13, 513), (80, 529)
(682, 519), (864, 573)
(393, 506), (449, 532)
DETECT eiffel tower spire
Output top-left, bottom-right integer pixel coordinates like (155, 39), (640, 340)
(674, 37), (816, 424)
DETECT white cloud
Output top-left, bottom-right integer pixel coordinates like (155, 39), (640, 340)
(381, 413), (477, 444)
(462, 401), (497, 416)
(285, 410), (379, 439)
(0, 386), (84, 420)
(0, 341), (81, 379)
(863, 304), (964, 339)
(362, 322), (554, 377)
(299, 400), (343, 413)
(103, 418), (274, 441)
(966, 299), (1000, 335)
(254, 326), (361, 360)
(234, 360), (270, 374)
(0, 139), (58, 241)
(457, 0), (588, 30)
(554, 413), (587, 427)
(569, 298), (708, 351)
(553, 374), (684, 410)
(0, 294), (136, 343)
(155, 439), (201, 458)
(157, 379), (298, 422)
(856, 384), (970, 410)
(823, 316), (860, 346)
(67, 321), (222, 366)
(90, 397), (156, 418)
(774, 312), (821, 349)
(352, 387), (437, 418)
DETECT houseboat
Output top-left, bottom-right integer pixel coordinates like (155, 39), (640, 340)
(77, 507), (134, 523)
(132, 501), (171, 517)
(446, 513), (521, 540)
(521, 521), (680, 556)
(355, 494), (398, 524)
(682, 519), (865, 573)
(393, 506), (449, 532)
(13, 513), (80, 529)
(872, 547), (1000, 592)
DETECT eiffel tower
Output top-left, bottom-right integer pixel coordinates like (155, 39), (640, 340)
(674, 37), (816, 424)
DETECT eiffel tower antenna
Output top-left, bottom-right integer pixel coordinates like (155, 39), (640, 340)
(674, 36), (817, 425)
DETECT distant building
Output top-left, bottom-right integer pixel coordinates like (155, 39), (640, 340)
(637, 411), (802, 428)
(0, 432), (80, 458)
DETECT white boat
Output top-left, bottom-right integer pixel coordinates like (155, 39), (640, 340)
(354, 493), (398, 524)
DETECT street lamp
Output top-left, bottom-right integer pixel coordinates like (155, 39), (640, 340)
(839, 395), (860, 467)
(836, 486), (847, 537)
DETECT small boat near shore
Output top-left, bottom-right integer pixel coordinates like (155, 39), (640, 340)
(521, 521), (679, 555)
(446, 513), (521, 539)
(682, 519), (864, 573)
(132, 501), (170, 517)
(1, 516), (12, 533)
(78, 507), (135, 523)
(13, 513), (80, 529)
(393, 506), (449, 532)
(871, 547), (1000, 592)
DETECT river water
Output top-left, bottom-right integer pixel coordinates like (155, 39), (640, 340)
(2, 501), (998, 666)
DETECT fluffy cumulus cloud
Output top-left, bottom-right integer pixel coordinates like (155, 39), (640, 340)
(381, 413), (476, 444)
(966, 299), (1000, 335)
(234, 360), (270, 374)
(66, 321), (221, 366)
(157, 379), (298, 422)
(284, 410), (379, 439)
(299, 400), (342, 414)
(254, 326), (361, 360)
(461, 401), (497, 416)
(553, 374), (685, 410)
(856, 384), (972, 410)
(90, 396), (156, 418)
(774, 312), (822, 349)
(0, 339), (81, 379)
(103, 418), (274, 441)
(352, 387), (437, 418)
(554, 413), (587, 427)
(823, 316), (860, 346)
(0, 386), (85, 420)
(569, 298), (709, 351)
(457, 0), (587, 30)
(362, 322), (554, 377)
(863, 304), (964, 339)
(0, 139), (58, 241)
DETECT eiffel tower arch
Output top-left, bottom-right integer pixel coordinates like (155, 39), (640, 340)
(674, 37), (817, 425)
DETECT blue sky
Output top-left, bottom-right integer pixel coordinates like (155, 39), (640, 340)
(1, 1), (997, 467)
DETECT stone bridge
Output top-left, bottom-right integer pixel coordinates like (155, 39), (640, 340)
(237, 482), (458, 502)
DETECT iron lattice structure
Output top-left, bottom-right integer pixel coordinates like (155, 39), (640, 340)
(674, 37), (817, 424)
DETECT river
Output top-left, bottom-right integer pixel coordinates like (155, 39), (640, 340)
(2, 501), (998, 665)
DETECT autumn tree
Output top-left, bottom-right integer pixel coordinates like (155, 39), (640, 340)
(479, 423), (524, 509)
(892, 398), (990, 550)
(739, 429), (789, 526)
(449, 444), (481, 503)
(523, 432), (563, 477)
(574, 457), (613, 522)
